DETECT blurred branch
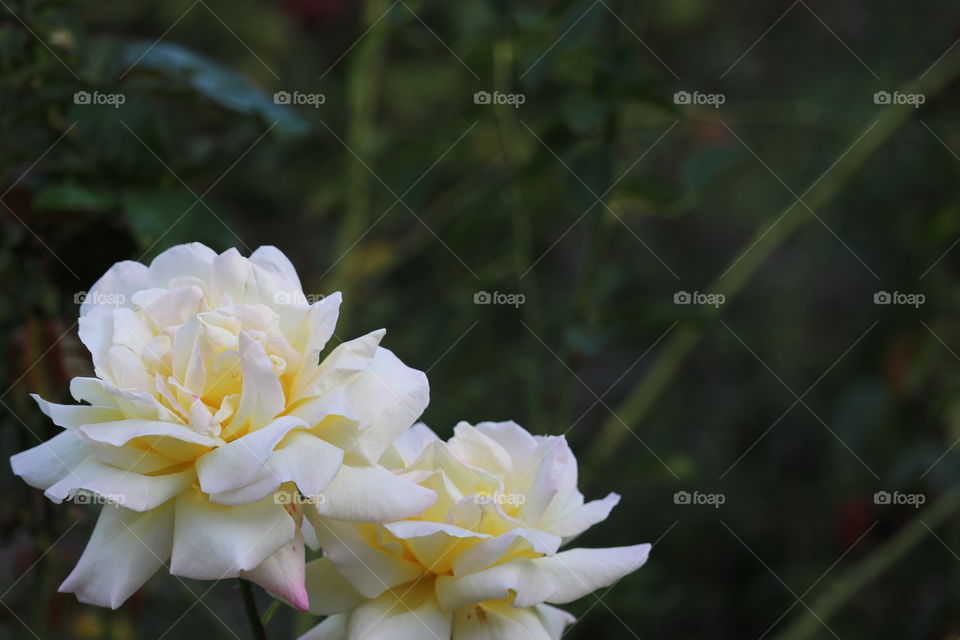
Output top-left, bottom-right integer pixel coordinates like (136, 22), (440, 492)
(773, 485), (960, 640)
(585, 46), (960, 469)
(240, 580), (267, 640)
(329, 0), (392, 307)
(492, 36), (552, 432)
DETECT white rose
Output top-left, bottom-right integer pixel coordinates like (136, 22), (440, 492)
(10, 243), (436, 610)
(301, 421), (650, 639)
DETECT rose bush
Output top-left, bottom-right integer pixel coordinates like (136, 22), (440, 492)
(10, 243), (436, 609)
(300, 421), (650, 640)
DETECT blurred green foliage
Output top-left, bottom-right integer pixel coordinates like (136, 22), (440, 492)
(4, 0), (960, 638)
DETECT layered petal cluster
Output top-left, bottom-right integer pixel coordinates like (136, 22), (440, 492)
(302, 421), (650, 640)
(10, 243), (435, 609)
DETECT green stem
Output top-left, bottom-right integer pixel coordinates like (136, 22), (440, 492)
(774, 485), (960, 640)
(329, 0), (391, 303)
(240, 580), (267, 640)
(585, 48), (960, 469)
(492, 38), (547, 433)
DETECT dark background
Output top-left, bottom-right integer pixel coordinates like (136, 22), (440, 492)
(3, 0), (960, 638)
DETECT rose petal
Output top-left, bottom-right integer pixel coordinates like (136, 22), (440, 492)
(10, 430), (90, 490)
(299, 614), (348, 640)
(195, 415), (307, 495)
(314, 464), (437, 522)
(452, 528), (561, 577)
(31, 393), (119, 428)
(206, 431), (343, 505)
(59, 501), (174, 609)
(436, 544), (652, 610)
(242, 530), (309, 611)
(306, 513), (422, 599)
(451, 599), (558, 640)
(170, 489), (295, 580)
(347, 581), (451, 640)
(44, 457), (192, 511)
(148, 242), (216, 288)
(304, 557), (365, 616)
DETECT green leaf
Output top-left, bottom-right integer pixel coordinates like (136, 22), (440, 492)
(681, 146), (738, 192)
(260, 600), (281, 626)
(117, 41), (309, 135)
(121, 188), (234, 257)
(34, 183), (115, 211)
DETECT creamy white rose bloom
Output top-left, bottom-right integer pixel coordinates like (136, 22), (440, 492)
(10, 243), (436, 610)
(300, 421), (650, 640)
